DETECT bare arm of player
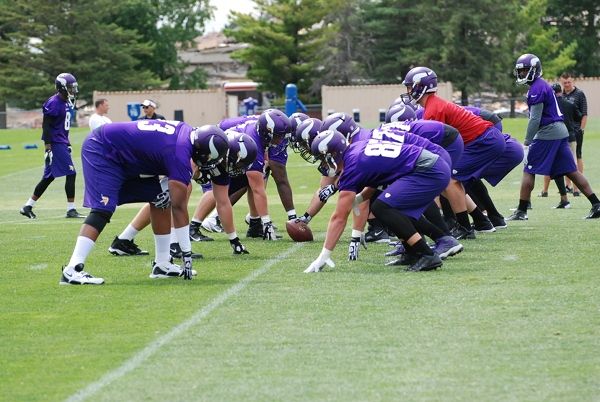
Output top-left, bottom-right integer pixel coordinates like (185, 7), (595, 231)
(247, 170), (269, 217)
(305, 176), (338, 218)
(212, 183), (235, 234)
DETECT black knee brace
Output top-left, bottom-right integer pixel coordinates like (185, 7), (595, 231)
(84, 209), (113, 233)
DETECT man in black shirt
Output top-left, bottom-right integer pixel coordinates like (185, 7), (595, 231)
(560, 73), (587, 196)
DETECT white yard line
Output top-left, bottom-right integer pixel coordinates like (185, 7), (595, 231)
(65, 242), (305, 402)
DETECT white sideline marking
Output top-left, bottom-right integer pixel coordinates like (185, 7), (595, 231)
(65, 242), (305, 402)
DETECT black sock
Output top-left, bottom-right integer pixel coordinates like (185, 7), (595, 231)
(456, 211), (470, 229)
(518, 199), (529, 212)
(469, 207), (488, 224)
(423, 202), (450, 235)
(468, 179), (501, 217)
(587, 193), (600, 205)
(554, 176), (567, 196)
(415, 216), (445, 241)
(411, 238), (434, 256)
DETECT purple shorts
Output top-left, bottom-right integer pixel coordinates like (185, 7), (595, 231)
(525, 137), (576, 178)
(376, 157), (451, 220)
(444, 135), (464, 167)
(81, 137), (161, 212)
(43, 143), (76, 179)
(482, 134), (524, 186)
(453, 127), (505, 182)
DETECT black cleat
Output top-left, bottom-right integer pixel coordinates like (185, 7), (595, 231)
(386, 252), (419, 266)
(108, 236), (149, 256)
(488, 214), (507, 229)
(406, 253), (443, 272)
(246, 218), (264, 238)
(538, 191), (548, 197)
(506, 210), (528, 221)
(554, 200), (571, 209)
(585, 203), (600, 219)
(169, 243), (203, 259)
(450, 225), (476, 240)
(189, 223), (214, 242)
(66, 209), (86, 218)
(20, 205), (36, 219)
(365, 228), (390, 243)
(472, 218), (496, 233)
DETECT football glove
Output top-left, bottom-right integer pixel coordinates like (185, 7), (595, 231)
(181, 251), (193, 280)
(262, 221), (278, 241)
(297, 213), (311, 224)
(304, 255), (335, 273)
(348, 234), (367, 261)
(44, 149), (53, 165)
(152, 189), (171, 209)
(230, 237), (249, 254)
(318, 184), (338, 203)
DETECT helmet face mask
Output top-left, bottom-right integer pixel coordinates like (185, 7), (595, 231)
(514, 54), (542, 85)
(55, 73), (78, 106)
(402, 67), (437, 105)
(311, 130), (348, 176)
(291, 118), (322, 164)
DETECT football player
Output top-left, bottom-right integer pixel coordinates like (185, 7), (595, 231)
(507, 54), (600, 220)
(305, 130), (451, 273)
(20, 73), (85, 219)
(60, 121), (228, 285)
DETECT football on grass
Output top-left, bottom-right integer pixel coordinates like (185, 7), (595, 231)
(285, 220), (314, 242)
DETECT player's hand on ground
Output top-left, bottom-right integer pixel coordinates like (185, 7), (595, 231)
(304, 253), (335, 273)
(181, 252), (193, 280)
(230, 237), (249, 254)
(262, 221), (278, 241)
(348, 235), (367, 261)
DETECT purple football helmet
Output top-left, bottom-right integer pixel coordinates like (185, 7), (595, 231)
(321, 112), (360, 141)
(226, 132), (258, 176)
(401, 66), (438, 105)
(190, 125), (229, 169)
(291, 118), (322, 163)
(514, 53), (542, 85)
(310, 129), (348, 177)
(55, 73), (78, 105)
(257, 108), (292, 145)
(289, 112), (309, 133)
(385, 103), (417, 123)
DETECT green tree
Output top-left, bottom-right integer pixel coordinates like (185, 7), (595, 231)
(103, 0), (213, 89)
(545, 0), (598, 77)
(225, 0), (334, 99)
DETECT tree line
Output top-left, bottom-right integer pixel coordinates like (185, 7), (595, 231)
(0, 0), (598, 109)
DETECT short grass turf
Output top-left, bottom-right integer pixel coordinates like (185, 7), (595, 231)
(0, 119), (599, 401)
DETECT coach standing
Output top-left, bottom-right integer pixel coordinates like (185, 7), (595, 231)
(561, 72), (588, 196)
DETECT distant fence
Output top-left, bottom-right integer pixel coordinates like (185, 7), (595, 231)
(3, 77), (599, 129)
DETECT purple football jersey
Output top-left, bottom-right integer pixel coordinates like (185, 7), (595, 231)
(382, 120), (447, 145)
(91, 120), (194, 184)
(41, 94), (71, 144)
(218, 115), (258, 131)
(527, 79), (563, 128)
(337, 140), (423, 193)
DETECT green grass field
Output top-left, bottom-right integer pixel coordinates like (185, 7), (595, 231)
(1, 119), (599, 401)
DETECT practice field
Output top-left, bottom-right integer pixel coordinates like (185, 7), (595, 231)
(1, 119), (599, 401)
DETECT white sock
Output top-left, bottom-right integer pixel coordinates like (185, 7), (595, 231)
(170, 228), (178, 244)
(118, 224), (139, 241)
(26, 198), (36, 207)
(208, 210), (218, 219)
(67, 236), (95, 269)
(67, 202), (75, 211)
(191, 218), (202, 225)
(154, 234), (171, 264)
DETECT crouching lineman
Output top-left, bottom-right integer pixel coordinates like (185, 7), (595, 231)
(305, 130), (451, 273)
(192, 131), (258, 253)
(60, 121), (228, 285)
